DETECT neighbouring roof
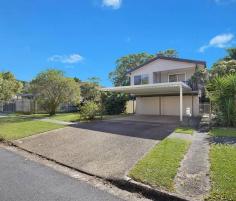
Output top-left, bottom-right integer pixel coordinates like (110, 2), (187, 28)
(127, 55), (206, 74)
(101, 82), (192, 96)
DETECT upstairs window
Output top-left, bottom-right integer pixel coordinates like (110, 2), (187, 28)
(134, 74), (149, 85)
(168, 73), (185, 82)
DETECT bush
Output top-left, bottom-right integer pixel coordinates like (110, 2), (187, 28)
(80, 101), (99, 120)
(101, 92), (129, 115)
(207, 73), (236, 127)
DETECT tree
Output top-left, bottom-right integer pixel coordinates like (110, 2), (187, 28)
(30, 69), (80, 116)
(80, 77), (101, 103)
(157, 49), (178, 58)
(0, 71), (22, 101)
(224, 47), (236, 60)
(109, 53), (155, 86)
(210, 60), (236, 78)
(207, 74), (236, 127)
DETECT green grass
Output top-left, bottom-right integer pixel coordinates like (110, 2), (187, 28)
(50, 113), (81, 122)
(129, 138), (191, 191)
(210, 128), (236, 137)
(207, 144), (236, 201)
(174, 127), (194, 135)
(0, 116), (64, 140)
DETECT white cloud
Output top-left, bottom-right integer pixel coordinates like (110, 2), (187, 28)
(199, 33), (234, 53)
(48, 54), (83, 64)
(214, 0), (236, 4)
(102, 0), (122, 9)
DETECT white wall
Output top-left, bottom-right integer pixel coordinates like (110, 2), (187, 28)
(130, 59), (204, 85)
(136, 95), (199, 116)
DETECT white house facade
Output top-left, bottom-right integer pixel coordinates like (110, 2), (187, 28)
(102, 55), (206, 121)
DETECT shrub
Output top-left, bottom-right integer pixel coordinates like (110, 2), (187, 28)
(101, 92), (129, 115)
(80, 101), (99, 120)
(207, 73), (236, 127)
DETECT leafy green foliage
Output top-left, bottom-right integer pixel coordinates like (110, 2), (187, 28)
(210, 60), (236, 78)
(129, 138), (191, 191)
(224, 47), (236, 60)
(30, 69), (80, 116)
(80, 77), (101, 103)
(101, 92), (129, 115)
(0, 71), (22, 101)
(157, 49), (178, 58)
(207, 74), (236, 127)
(80, 101), (99, 120)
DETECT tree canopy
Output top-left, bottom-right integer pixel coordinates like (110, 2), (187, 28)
(30, 69), (80, 115)
(0, 71), (22, 101)
(210, 47), (236, 78)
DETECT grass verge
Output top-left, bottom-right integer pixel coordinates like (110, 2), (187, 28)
(210, 128), (236, 137)
(0, 117), (64, 140)
(129, 138), (191, 191)
(174, 127), (194, 135)
(207, 144), (236, 201)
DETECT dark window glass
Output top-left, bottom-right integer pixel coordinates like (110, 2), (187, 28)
(134, 75), (141, 85)
(142, 74), (149, 84)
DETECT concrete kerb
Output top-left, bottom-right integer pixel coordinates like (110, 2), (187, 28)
(2, 139), (191, 201)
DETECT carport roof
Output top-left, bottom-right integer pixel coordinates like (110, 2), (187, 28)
(101, 82), (192, 96)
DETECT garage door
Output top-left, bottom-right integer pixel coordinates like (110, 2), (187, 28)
(136, 97), (160, 115)
(136, 96), (199, 116)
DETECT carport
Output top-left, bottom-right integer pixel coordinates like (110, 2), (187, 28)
(102, 82), (196, 122)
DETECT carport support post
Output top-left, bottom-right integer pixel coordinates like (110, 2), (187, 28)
(180, 84), (183, 122)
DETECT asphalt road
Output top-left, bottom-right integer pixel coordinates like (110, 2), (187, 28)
(0, 148), (123, 201)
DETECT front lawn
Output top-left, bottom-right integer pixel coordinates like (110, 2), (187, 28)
(210, 128), (236, 137)
(0, 117), (64, 140)
(129, 138), (191, 191)
(207, 144), (236, 201)
(174, 127), (194, 135)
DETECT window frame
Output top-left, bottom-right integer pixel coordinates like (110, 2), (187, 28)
(133, 74), (149, 85)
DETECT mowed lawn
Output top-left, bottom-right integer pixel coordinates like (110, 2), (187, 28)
(207, 128), (236, 201)
(129, 138), (191, 191)
(207, 144), (236, 201)
(0, 117), (64, 140)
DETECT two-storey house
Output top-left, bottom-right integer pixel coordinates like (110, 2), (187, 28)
(102, 55), (206, 121)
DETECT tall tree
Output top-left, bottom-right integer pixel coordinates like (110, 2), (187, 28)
(157, 49), (178, 58)
(224, 47), (236, 60)
(30, 69), (80, 115)
(109, 53), (155, 86)
(80, 77), (101, 103)
(0, 71), (22, 101)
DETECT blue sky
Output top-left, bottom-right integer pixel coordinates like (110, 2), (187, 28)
(0, 0), (235, 86)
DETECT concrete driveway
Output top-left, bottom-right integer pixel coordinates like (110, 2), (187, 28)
(14, 116), (178, 180)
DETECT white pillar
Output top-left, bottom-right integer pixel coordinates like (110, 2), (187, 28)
(180, 85), (183, 121)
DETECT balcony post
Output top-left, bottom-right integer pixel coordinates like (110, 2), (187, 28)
(180, 84), (183, 122)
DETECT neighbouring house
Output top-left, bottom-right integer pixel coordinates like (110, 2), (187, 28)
(102, 55), (206, 121)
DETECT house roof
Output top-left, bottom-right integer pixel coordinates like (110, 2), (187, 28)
(127, 55), (206, 74)
(101, 82), (192, 96)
